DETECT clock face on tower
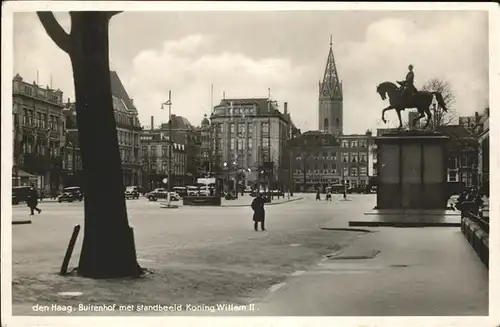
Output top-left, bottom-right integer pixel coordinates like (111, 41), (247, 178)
(322, 89), (329, 97)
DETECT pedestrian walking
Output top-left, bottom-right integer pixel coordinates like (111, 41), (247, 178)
(251, 193), (266, 231)
(27, 185), (42, 216)
(316, 189), (321, 201)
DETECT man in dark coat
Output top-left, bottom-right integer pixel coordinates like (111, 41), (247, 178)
(27, 185), (42, 216)
(251, 193), (266, 231)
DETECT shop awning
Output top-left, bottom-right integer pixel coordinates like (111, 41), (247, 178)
(12, 168), (37, 178)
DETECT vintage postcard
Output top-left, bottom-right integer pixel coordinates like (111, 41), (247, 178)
(2, 2), (498, 327)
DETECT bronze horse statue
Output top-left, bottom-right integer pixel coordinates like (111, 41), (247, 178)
(376, 81), (448, 129)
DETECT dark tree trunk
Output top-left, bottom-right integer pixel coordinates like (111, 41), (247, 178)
(70, 13), (141, 278)
(38, 11), (142, 278)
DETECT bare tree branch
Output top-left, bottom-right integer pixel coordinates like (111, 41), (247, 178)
(37, 11), (71, 54)
(422, 78), (458, 129)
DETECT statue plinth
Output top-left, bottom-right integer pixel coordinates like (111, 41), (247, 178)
(375, 129), (449, 209)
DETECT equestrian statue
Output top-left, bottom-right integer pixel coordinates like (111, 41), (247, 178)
(376, 64), (448, 129)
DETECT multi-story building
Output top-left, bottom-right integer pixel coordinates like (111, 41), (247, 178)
(474, 108), (489, 194)
(110, 71), (143, 185)
(12, 74), (66, 191)
(289, 131), (371, 192)
(290, 131), (339, 192)
(140, 129), (187, 190)
(318, 38), (343, 136)
(438, 125), (479, 188)
(63, 71), (143, 186)
(338, 133), (371, 188)
(210, 98), (293, 190)
(157, 114), (201, 185)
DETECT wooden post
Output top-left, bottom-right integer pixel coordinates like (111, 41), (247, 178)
(60, 224), (81, 275)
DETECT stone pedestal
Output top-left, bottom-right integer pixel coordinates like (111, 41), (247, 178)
(376, 130), (449, 210)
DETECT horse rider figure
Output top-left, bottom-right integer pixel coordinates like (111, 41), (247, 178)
(398, 64), (417, 103)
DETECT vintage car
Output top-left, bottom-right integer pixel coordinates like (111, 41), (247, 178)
(58, 186), (84, 203)
(12, 186), (32, 205)
(145, 188), (180, 202)
(125, 186), (140, 199)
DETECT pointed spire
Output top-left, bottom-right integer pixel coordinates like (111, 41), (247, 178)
(320, 36), (342, 101)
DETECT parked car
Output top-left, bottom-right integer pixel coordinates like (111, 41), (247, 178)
(125, 186), (140, 199)
(146, 188), (180, 202)
(12, 186), (32, 205)
(167, 192), (181, 202)
(146, 188), (168, 201)
(186, 186), (199, 196)
(347, 186), (367, 194)
(172, 186), (188, 197)
(58, 186), (83, 203)
(198, 186), (212, 196)
(270, 190), (284, 197)
(329, 184), (347, 194)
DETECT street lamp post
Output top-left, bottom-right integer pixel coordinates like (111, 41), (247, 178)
(161, 91), (173, 207)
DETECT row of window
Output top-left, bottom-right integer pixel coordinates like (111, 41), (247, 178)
(20, 141), (61, 157)
(448, 170), (473, 184)
(296, 152), (368, 163)
(143, 159), (186, 175)
(213, 122), (269, 135)
(294, 179), (368, 187)
(141, 145), (187, 157)
(18, 109), (62, 133)
(118, 130), (140, 146)
(120, 148), (141, 164)
(341, 139), (368, 148)
(294, 166), (368, 177)
(213, 105), (258, 116)
(447, 155), (478, 169)
(65, 153), (82, 170)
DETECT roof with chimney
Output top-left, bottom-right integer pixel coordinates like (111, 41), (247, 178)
(159, 114), (195, 131)
(319, 36), (342, 101)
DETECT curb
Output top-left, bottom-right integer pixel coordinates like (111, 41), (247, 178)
(320, 227), (375, 233)
(222, 197), (304, 208)
(349, 221), (461, 228)
(461, 218), (489, 268)
(12, 220), (32, 225)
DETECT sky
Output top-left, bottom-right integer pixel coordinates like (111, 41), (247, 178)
(13, 9), (489, 134)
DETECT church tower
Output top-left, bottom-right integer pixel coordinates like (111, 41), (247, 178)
(318, 36), (343, 135)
